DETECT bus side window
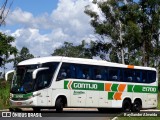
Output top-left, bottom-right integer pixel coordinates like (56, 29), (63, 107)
(104, 67), (109, 81)
(109, 67), (118, 81)
(142, 70), (147, 83)
(76, 65), (83, 79)
(124, 69), (134, 82)
(93, 67), (102, 80)
(82, 67), (90, 79)
(57, 68), (67, 80)
(57, 63), (77, 81)
(135, 70), (142, 82)
(118, 69), (123, 81)
(147, 71), (156, 83)
(69, 65), (76, 78)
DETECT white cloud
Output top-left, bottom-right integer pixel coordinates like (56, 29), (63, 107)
(2, 0), (99, 72)
(7, 8), (33, 25)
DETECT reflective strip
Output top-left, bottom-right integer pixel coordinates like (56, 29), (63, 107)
(67, 81), (73, 90)
(128, 65), (134, 69)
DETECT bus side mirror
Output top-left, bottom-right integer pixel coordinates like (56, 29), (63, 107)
(5, 70), (15, 81)
(32, 67), (49, 79)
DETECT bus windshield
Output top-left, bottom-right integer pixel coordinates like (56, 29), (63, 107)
(11, 62), (59, 94)
(11, 65), (39, 94)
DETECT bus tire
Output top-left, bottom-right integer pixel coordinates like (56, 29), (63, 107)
(131, 100), (141, 112)
(97, 108), (106, 113)
(55, 97), (63, 112)
(122, 99), (131, 112)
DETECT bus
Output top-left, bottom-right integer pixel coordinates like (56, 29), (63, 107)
(6, 56), (158, 112)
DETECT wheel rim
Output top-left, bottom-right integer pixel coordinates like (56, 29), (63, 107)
(123, 101), (131, 112)
(134, 102), (140, 111)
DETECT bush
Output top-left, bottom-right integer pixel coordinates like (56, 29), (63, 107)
(0, 81), (10, 109)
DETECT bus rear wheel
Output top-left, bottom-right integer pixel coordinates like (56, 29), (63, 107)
(131, 100), (141, 112)
(97, 108), (106, 113)
(122, 99), (131, 112)
(55, 98), (63, 112)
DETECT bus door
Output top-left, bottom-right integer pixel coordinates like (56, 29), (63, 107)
(37, 89), (48, 106)
(36, 70), (52, 106)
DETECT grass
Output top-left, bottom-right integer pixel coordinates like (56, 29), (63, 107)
(157, 92), (160, 109)
(118, 117), (160, 120)
(0, 81), (10, 110)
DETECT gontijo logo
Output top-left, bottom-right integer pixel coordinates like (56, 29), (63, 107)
(73, 83), (98, 89)
(64, 81), (104, 91)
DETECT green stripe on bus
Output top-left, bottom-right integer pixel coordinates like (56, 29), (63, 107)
(64, 80), (158, 94)
(108, 92), (115, 100)
(111, 84), (118, 91)
(127, 85), (134, 92)
(13, 92), (33, 99)
(127, 85), (158, 93)
(64, 80), (69, 89)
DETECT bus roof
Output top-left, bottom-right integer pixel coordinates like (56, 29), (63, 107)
(18, 56), (156, 71)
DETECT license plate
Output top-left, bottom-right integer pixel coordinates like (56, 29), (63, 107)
(17, 102), (22, 105)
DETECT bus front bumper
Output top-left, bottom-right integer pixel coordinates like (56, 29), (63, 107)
(10, 97), (37, 107)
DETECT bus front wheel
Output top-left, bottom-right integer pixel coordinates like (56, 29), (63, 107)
(122, 99), (131, 112)
(55, 97), (63, 112)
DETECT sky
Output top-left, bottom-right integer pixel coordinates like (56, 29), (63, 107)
(0, 0), (99, 72)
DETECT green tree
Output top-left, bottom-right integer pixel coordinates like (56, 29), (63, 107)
(121, 0), (160, 67)
(13, 47), (34, 67)
(85, 0), (128, 63)
(85, 0), (160, 67)
(52, 40), (93, 59)
(0, 32), (17, 74)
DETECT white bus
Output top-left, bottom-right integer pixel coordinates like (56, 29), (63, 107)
(7, 56), (158, 112)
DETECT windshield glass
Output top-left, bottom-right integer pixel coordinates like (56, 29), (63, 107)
(11, 62), (59, 94)
(11, 64), (39, 94)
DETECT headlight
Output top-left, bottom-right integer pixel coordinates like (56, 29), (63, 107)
(10, 93), (13, 99)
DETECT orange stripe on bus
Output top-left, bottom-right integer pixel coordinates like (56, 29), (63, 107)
(114, 92), (122, 100)
(68, 81), (72, 90)
(105, 83), (112, 91)
(118, 84), (126, 92)
(128, 65), (134, 69)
